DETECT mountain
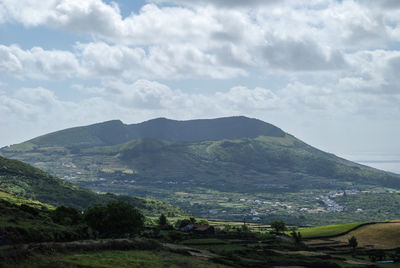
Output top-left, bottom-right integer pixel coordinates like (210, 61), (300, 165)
(5, 116), (284, 150)
(0, 156), (185, 216)
(2, 116), (400, 225)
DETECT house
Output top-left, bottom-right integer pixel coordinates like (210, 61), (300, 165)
(181, 224), (215, 234)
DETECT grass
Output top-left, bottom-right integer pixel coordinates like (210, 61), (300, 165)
(333, 222), (400, 249)
(181, 238), (228, 245)
(0, 190), (54, 210)
(298, 222), (365, 238)
(15, 250), (228, 268)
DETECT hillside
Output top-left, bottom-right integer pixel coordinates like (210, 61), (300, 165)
(0, 190), (85, 244)
(0, 156), (185, 216)
(2, 116), (400, 225)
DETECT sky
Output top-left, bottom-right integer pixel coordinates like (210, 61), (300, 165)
(1, 0), (400, 164)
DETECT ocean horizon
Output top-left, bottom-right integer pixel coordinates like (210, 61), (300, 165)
(339, 152), (400, 175)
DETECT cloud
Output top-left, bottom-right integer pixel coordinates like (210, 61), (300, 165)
(342, 50), (400, 95)
(0, 42), (247, 80)
(262, 38), (347, 71)
(0, 44), (79, 79)
(2, 0), (398, 78)
(148, 0), (279, 8)
(216, 86), (279, 110)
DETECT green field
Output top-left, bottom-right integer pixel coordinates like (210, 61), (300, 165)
(298, 222), (365, 238)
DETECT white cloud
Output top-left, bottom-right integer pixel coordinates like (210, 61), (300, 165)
(2, 0), (398, 76)
(0, 44), (79, 79)
(0, 42), (247, 80)
(342, 50), (400, 95)
(216, 86), (279, 111)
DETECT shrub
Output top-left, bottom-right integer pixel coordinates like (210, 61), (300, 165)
(51, 206), (82, 225)
(84, 201), (144, 238)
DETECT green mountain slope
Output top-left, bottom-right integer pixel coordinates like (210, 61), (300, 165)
(76, 134), (400, 192)
(0, 156), (185, 216)
(2, 116), (400, 225)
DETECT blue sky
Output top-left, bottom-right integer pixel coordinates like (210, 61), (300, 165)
(1, 0), (400, 163)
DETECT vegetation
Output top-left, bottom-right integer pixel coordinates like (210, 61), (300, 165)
(333, 221), (400, 249)
(2, 206), (400, 268)
(270, 220), (286, 234)
(298, 222), (366, 238)
(0, 155), (186, 216)
(290, 230), (302, 244)
(348, 235), (358, 251)
(0, 190), (87, 244)
(84, 201), (144, 237)
(158, 213), (167, 226)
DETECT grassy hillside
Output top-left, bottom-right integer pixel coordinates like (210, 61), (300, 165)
(333, 221), (400, 249)
(0, 156), (185, 216)
(0, 190), (84, 244)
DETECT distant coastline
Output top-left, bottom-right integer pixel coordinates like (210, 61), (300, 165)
(339, 152), (400, 175)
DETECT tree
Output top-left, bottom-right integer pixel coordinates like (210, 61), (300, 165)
(241, 224), (250, 232)
(291, 230), (302, 244)
(348, 236), (358, 252)
(270, 220), (286, 234)
(51, 206), (82, 225)
(158, 213), (167, 226)
(84, 204), (108, 235)
(106, 201), (145, 236)
(84, 201), (144, 237)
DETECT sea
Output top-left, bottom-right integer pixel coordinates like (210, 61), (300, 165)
(338, 152), (400, 175)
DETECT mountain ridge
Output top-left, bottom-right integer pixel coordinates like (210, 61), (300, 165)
(2, 116), (286, 150)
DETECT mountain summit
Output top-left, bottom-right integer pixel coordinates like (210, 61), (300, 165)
(10, 116), (285, 149)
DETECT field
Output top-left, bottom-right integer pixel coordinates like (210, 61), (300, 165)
(14, 250), (227, 268)
(333, 221), (400, 249)
(298, 222), (365, 238)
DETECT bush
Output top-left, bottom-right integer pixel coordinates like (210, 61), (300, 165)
(84, 201), (144, 238)
(51, 206), (82, 225)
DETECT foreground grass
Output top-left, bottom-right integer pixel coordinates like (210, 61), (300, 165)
(298, 222), (365, 238)
(14, 250), (228, 268)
